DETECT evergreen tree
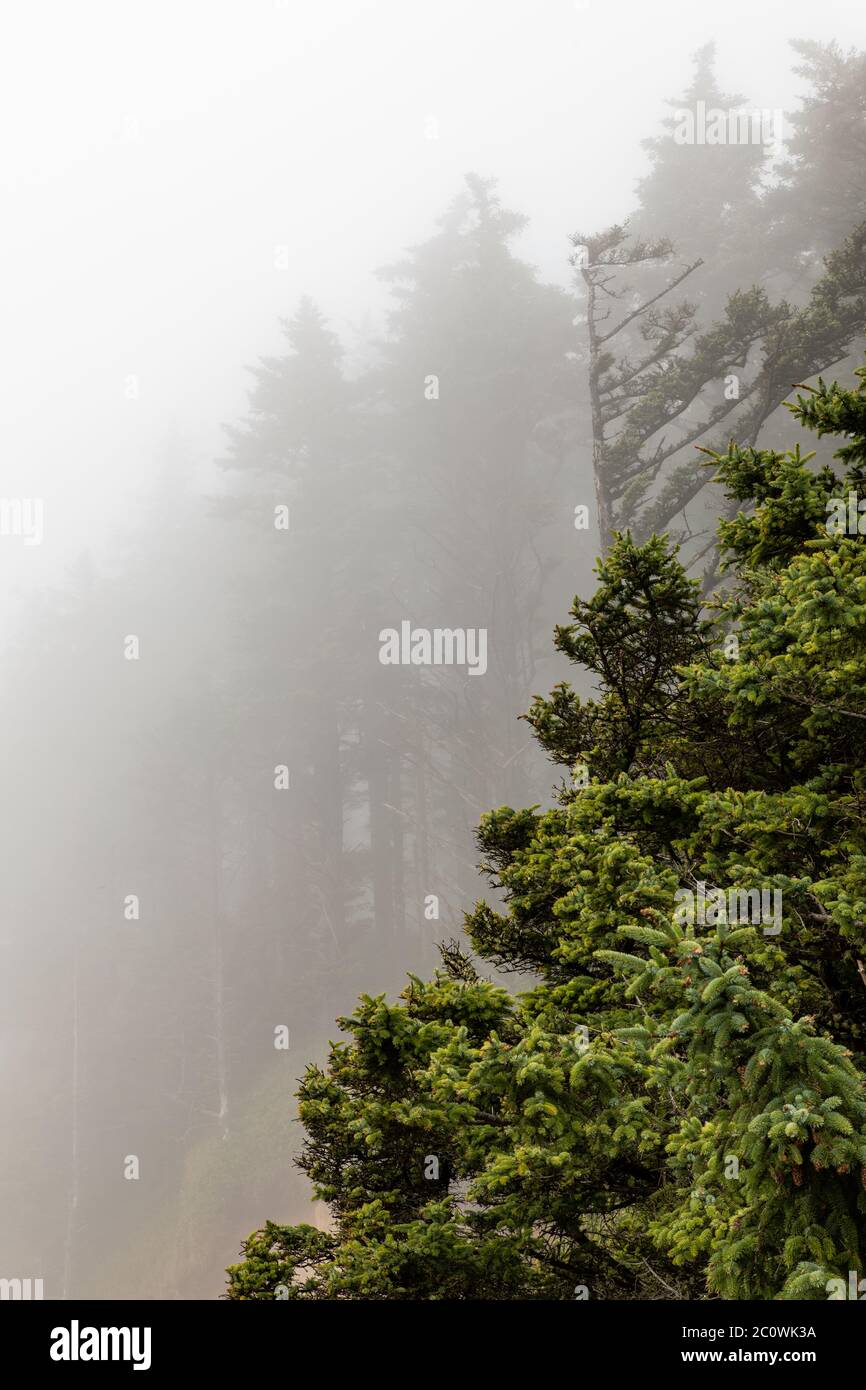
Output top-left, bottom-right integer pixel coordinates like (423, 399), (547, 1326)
(766, 40), (866, 275)
(635, 42), (765, 285)
(579, 42), (866, 561)
(228, 347), (866, 1301)
(365, 174), (580, 922)
(576, 220), (866, 562)
(220, 297), (378, 1014)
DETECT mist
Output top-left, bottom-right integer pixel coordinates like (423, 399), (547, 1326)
(1, 0), (864, 1300)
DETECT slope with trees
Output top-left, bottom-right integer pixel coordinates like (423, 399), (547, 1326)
(227, 351), (866, 1300)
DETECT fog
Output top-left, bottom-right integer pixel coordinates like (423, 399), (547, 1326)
(1, 0), (864, 1298)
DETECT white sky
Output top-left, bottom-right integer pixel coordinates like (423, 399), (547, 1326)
(0, 0), (862, 598)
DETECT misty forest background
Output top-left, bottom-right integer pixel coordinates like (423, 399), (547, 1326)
(3, 36), (866, 1297)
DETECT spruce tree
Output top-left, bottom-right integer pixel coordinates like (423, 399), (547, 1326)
(220, 297), (367, 1025)
(766, 40), (866, 274)
(634, 41), (765, 285)
(227, 349), (866, 1300)
(577, 42), (866, 564)
(367, 174), (579, 923)
(576, 220), (866, 564)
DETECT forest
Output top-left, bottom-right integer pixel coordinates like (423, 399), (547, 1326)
(223, 38), (866, 1301)
(2, 8), (866, 1307)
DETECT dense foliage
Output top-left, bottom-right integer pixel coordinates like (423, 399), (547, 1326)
(227, 356), (866, 1301)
